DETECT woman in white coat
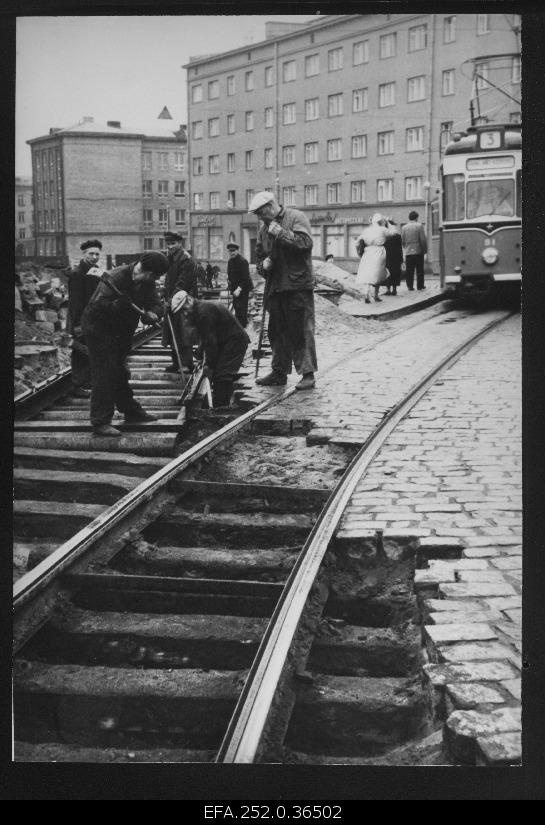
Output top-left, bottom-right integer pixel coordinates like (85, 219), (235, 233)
(355, 214), (389, 303)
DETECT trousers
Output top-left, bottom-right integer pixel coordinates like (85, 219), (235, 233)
(267, 290), (318, 377)
(86, 336), (143, 426)
(405, 254), (425, 290)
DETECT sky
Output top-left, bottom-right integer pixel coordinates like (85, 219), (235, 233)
(15, 14), (319, 177)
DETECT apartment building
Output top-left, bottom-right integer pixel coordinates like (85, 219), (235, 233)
(184, 12), (521, 265)
(15, 176), (34, 256)
(27, 116), (187, 265)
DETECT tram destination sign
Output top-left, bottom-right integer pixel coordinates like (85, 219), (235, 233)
(467, 156), (515, 170)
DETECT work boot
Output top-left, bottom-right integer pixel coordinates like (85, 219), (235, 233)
(213, 379), (233, 408)
(93, 424), (121, 437)
(124, 410), (157, 423)
(256, 371), (287, 386)
(295, 373), (316, 391)
(72, 386), (90, 398)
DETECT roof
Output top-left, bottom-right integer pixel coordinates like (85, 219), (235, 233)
(27, 118), (186, 145)
(444, 124), (522, 156)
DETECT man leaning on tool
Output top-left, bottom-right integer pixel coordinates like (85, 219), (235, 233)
(65, 239), (103, 398)
(249, 191), (317, 390)
(81, 252), (169, 437)
(226, 241), (253, 328)
(162, 231), (199, 373)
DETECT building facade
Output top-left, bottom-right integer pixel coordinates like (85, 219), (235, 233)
(184, 12), (521, 267)
(15, 176), (34, 256)
(27, 117), (187, 265)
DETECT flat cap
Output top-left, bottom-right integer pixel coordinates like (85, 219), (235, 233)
(248, 190), (275, 214)
(226, 242), (239, 250)
(80, 239), (102, 251)
(139, 251), (169, 275)
(164, 231), (182, 242)
(171, 290), (189, 314)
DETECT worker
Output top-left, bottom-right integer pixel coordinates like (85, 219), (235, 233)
(162, 231), (199, 373)
(226, 241), (253, 328)
(81, 252), (168, 437)
(66, 239), (103, 397)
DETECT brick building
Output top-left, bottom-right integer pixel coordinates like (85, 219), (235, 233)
(183, 12), (521, 268)
(27, 115), (187, 265)
(15, 176), (34, 256)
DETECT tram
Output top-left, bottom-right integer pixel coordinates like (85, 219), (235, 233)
(439, 123), (521, 301)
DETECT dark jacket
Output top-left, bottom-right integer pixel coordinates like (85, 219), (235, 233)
(165, 248), (199, 299)
(255, 205), (314, 294)
(66, 260), (101, 335)
(81, 264), (163, 341)
(188, 300), (250, 371)
(227, 254), (253, 295)
(384, 232), (404, 273)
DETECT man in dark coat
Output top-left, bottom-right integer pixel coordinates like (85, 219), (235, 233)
(66, 239), (103, 397)
(162, 231), (199, 372)
(383, 219), (404, 296)
(249, 191), (317, 391)
(226, 242), (253, 328)
(81, 252), (168, 436)
(172, 290), (250, 408)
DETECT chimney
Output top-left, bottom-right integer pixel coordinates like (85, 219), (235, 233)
(49, 128), (62, 134)
(107, 120), (121, 128)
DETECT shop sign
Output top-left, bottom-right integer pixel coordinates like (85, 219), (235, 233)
(309, 212), (364, 225)
(196, 215), (219, 227)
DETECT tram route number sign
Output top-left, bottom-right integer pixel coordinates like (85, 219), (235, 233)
(479, 130), (502, 150)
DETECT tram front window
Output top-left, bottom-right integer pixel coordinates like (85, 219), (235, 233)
(466, 179), (515, 219)
(444, 174), (465, 221)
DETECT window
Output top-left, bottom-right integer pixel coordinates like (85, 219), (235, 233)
(327, 183), (341, 204)
(246, 189), (255, 209)
(192, 120), (203, 139)
(19, 228), (26, 240)
(264, 148), (273, 168)
(327, 139), (342, 161)
(227, 75), (235, 95)
(209, 192), (220, 210)
(350, 180), (366, 203)
(408, 75), (425, 102)
(245, 111), (254, 131)
(175, 181), (185, 198)
(193, 193), (203, 210)
(379, 33), (396, 58)
(351, 134), (367, 158)
(304, 185), (318, 206)
(208, 118), (220, 137)
(159, 153), (168, 170)
(328, 93), (343, 117)
(509, 111), (521, 124)
(466, 179), (515, 219)
(406, 126), (424, 151)
(142, 180), (152, 198)
(264, 66), (274, 86)
(193, 228), (206, 259)
(353, 40), (369, 65)
(305, 54), (320, 77)
(208, 80), (219, 99)
(245, 150), (253, 171)
(191, 84), (203, 103)
(477, 14), (490, 35)
(328, 47), (343, 71)
(283, 60), (296, 82)
(379, 82), (395, 107)
(227, 153), (235, 172)
(245, 71), (254, 91)
(282, 186), (296, 206)
(209, 155), (220, 174)
(443, 15), (456, 43)
(405, 176), (423, 200)
(282, 145), (296, 166)
(227, 114), (235, 134)
(378, 131), (394, 155)
(193, 157), (203, 176)
(305, 98), (319, 121)
(476, 61), (489, 90)
(442, 69), (455, 96)
(143, 208), (153, 227)
(408, 24), (427, 52)
(304, 142), (319, 164)
(144, 237), (153, 250)
(377, 179), (393, 201)
(352, 87), (368, 112)
(158, 208), (168, 228)
(282, 103), (296, 125)
(174, 152), (185, 171)
(512, 56), (521, 83)
(210, 227), (224, 259)
(264, 107), (274, 128)
(158, 180), (169, 197)
(142, 151), (152, 169)
(440, 121), (453, 152)
(17, 194), (25, 207)
(18, 211), (25, 223)
(175, 208), (185, 225)
(227, 190), (236, 207)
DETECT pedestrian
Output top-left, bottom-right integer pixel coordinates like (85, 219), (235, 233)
(355, 214), (389, 303)
(226, 241), (253, 328)
(383, 219), (403, 296)
(325, 253), (335, 264)
(205, 262), (214, 289)
(66, 239), (103, 397)
(171, 290), (250, 408)
(162, 231), (199, 373)
(401, 210), (428, 291)
(248, 191), (317, 391)
(81, 252), (169, 437)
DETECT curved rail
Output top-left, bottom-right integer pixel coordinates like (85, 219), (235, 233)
(216, 309), (513, 763)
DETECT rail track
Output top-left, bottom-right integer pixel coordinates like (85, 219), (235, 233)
(13, 305), (513, 764)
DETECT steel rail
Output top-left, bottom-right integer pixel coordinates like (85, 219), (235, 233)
(216, 309), (513, 763)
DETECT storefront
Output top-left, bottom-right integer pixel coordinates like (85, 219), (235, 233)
(189, 211), (259, 264)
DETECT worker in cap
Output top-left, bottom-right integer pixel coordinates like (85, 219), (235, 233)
(171, 290), (250, 409)
(162, 231), (199, 372)
(66, 239), (105, 397)
(226, 241), (253, 328)
(81, 252), (168, 437)
(248, 191), (317, 391)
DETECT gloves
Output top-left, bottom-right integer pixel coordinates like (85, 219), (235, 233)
(262, 257), (273, 272)
(267, 221), (282, 237)
(140, 310), (159, 325)
(233, 286), (242, 297)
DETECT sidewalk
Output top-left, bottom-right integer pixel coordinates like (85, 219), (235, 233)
(337, 274), (445, 320)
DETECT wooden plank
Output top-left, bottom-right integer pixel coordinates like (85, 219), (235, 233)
(63, 571), (284, 598)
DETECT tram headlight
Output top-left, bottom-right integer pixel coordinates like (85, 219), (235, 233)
(481, 246), (499, 265)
